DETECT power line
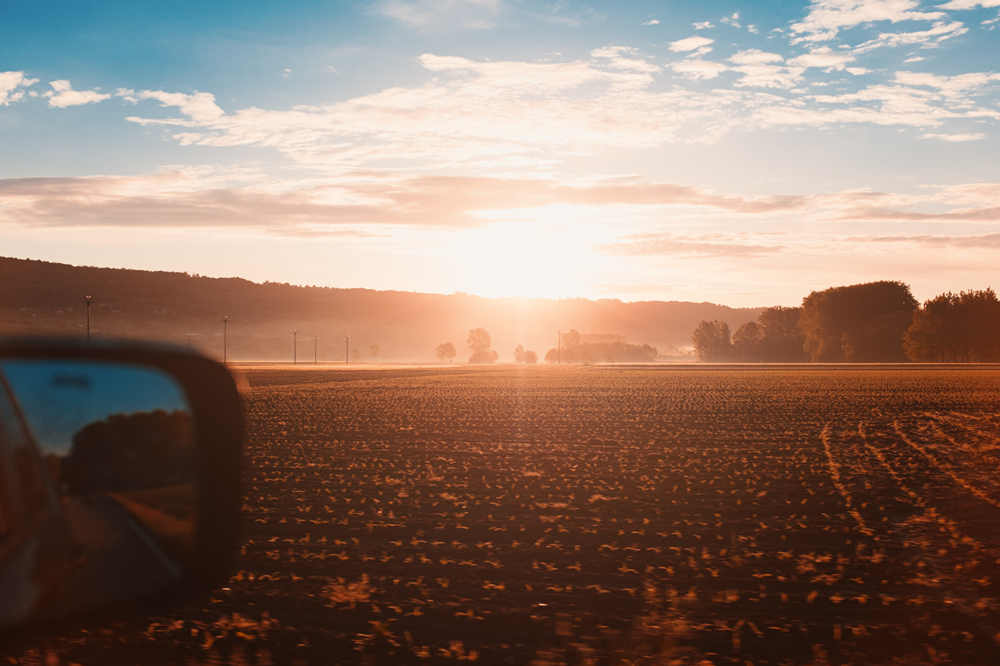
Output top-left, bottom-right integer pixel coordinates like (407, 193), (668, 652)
(84, 295), (94, 340)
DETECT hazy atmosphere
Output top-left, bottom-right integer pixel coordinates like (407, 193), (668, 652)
(4, 4), (1000, 665)
(2, 0), (999, 305)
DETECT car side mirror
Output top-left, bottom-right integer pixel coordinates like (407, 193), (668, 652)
(0, 338), (243, 630)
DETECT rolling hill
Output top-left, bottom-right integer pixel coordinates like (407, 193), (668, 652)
(0, 257), (763, 361)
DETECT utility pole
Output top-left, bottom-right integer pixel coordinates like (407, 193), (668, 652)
(345, 336), (350, 366)
(293, 330), (298, 364)
(314, 336), (318, 364)
(223, 316), (230, 363)
(84, 295), (94, 340)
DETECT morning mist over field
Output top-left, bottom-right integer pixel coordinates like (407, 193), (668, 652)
(1, 0), (999, 307)
(0, 256), (761, 361)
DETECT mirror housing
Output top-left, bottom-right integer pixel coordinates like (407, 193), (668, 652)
(0, 338), (243, 631)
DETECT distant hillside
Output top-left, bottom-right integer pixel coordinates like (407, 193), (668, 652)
(0, 257), (764, 361)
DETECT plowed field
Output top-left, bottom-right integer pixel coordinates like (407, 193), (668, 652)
(5, 366), (1000, 665)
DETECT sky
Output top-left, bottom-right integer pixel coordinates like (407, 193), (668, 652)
(1, 0), (998, 307)
(1, 360), (188, 454)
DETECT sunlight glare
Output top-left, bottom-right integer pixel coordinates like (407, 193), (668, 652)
(452, 206), (609, 299)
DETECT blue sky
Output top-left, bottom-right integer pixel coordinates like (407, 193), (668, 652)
(1, 0), (999, 305)
(1, 359), (188, 454)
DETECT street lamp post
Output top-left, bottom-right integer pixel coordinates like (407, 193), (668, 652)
(314, 336), (318, 364)
(345, 336), (350, 366)
(293, 330), (298, 364)
(84, 295), (94, 340)
(223, 316), (230, 363)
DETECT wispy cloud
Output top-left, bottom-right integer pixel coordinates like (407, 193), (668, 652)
(840, 204), (1000, 222)
(721, 11), (742, 29)
(670, 59), (729, 80)
(0, 71), (38, 105)
(730, 50), (784, 65)
(921, 131), (986, 141)
(602, 233), (784, 258)
(938, 0), (1000, 10)
(6, 169), (1000, 238)
(641, 18), (660, 26)
(121, 52), (742, 169)
(668, 36), (715, 53)
(853, 233), (1000, 247)
(788, 46), (856, 70)
(0, 171), (812, 233)
(45, 80), (110, 108)
(852, 20), (968, 53)
(590, 46), (660, 73)
(728, 51), (804, 89)
(791, 0), (945, 43)
(894, 69), (1000, 95)
(109, 47), (999, 172)
(118, 88), (224, 123)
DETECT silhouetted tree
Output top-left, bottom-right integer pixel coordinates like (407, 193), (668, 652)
(469, 349), (499, 363)
(799, 281), (917, 361)
(732, 321), (764, 361)
(562, 329), (581, 349)
(435, 342), (456, 363)
(757, 306), (807, 361)
(514, 344), (525, 362)
(692, 320), (732, 361)
(467, 328), (497, 364)
(467, 328), (491, 352)
(62, 410), (194, 494)
(693, 307), (806, 362)
(904, 289), (1000, 361)
(523, 350), (538, 364)
(545, 335), (656, 362)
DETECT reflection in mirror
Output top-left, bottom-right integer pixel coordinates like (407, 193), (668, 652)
(0, 360), (195, 627)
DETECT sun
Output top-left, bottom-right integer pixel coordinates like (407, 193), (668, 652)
(451, 206), (607, 299)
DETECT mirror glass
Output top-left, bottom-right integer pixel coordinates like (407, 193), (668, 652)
(0, 359), (195, 627)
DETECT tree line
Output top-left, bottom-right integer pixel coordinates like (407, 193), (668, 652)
(436, 328), (654, 364)
(542, 329), (657, 363)
(693, 281), (1000, 362)
(1, 256), (760, 361)
(436, 329), (539, 364)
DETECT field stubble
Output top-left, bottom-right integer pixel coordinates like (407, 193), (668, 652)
(6, 366), (1000, 665)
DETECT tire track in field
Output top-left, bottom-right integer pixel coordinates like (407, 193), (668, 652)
(857, 421), (983, 551)
(923, 412), (1000, 454)
(922, 415), (994, 456)
(948, 410), (1000, 425)
(821, 419), (1000, 646)
(858, 420), (1000, 633)
(892, 419), (1000, 510)
(910, 415), (1000, 496)
(820, 423), (873, 536)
